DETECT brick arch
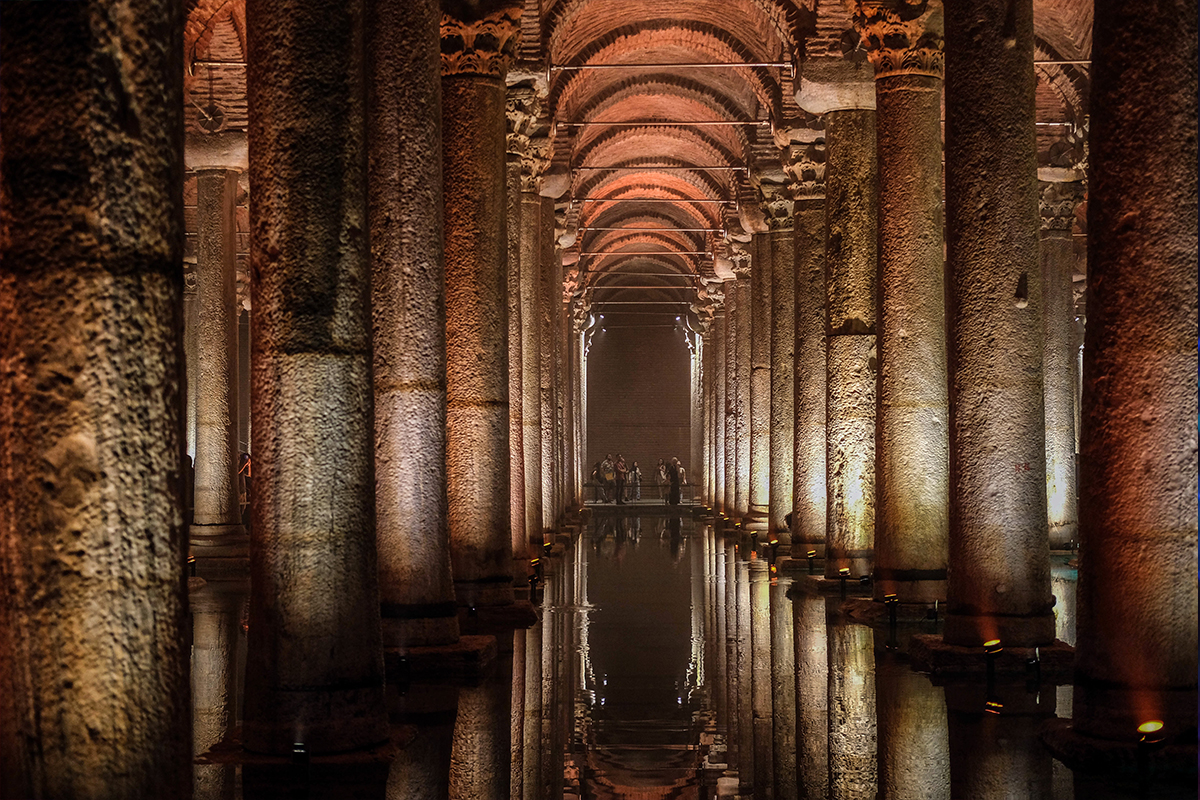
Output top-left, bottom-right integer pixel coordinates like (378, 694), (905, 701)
(1034, 39), (1088, 121)
(184, 0), (245, 85)
(574, 161), (732, 210)
(571, 124), (746, 178)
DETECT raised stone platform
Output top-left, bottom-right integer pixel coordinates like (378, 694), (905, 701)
(199, 723), (415, 765)
(910, 633), (1074, 680)
(1041, 717), (1198, 776)
(458, 599), (539, 637)
(384, 634), (497, 683)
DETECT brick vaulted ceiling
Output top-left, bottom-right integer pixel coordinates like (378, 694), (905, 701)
(182, 0), (1094, 319)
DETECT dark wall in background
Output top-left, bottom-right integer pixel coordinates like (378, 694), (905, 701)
(586, 317), (692, 486)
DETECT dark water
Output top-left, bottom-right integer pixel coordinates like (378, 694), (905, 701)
(210, 513), (1195, 799)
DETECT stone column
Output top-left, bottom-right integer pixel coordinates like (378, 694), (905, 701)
(771, 575), (798, 800)
(733, 265), (752, 518)
(785, 142), (829, 559)
(1072, 0), (1198, 747)
(748, 235), (773, 528)
(723, 543), (741, 772)
(191, 593), (242, 800)
(714, 313), (728, 513)
(828, 621), (878, 800)
(441, 8), (520, 606)
(540, 197), (558, 529)
(943, 0), (1053, 647)
(450, 642), (514, 799)
(0, 11), (190, 793)
(1038, 173), (1084, 550)
(244, 0), (387, 753)
(691, 329), (706, 505)
(724, 283), (738, 515)
(190, 169), (247, 555)
(823, 106), (879, 581)
(854, 2), (949, 603)
(369, 0), (459, 647)
(735, 556), (754, 795)
(506, 159), (527, 564)
(702, 330), (715, 508)
(794, 592), (829, 800)
(749, 559), (774, 794)
(520, 190), (543, 540)
(763, 184), (796, 536)
(876, 653), (950, 800)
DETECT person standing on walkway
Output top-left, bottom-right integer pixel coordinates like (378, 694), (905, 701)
(628, 461), (642, 502)
(614, 453), (628, 504)
(666, 457), (682, 506)
(600, 454), (615, 502)
(656, 458), (669, 503)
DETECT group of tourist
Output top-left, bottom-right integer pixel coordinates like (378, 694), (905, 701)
(590, 453), (688, 505)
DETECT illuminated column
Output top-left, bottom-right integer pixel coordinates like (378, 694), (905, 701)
(1038, 174), (1084, 550)
(876, 654), (950, 800)
(702, 330), (715, 508)
(750, 559), (774, 792)
(520, 190), (543, 540)
(943, 0), (1053, 646)
(691, 328), (705, 505)
(714, 535), (730, 744)
(714, 312), (727, 513)
(523, 609), (544, 800)
(540, 197), (557, 530)
(823, 106), (879, 581)
(735, 556), (754, 794)
(191, 592), (241, 800)
(763, 183), (796, 537)
(505, 133), (526, 561)
(243, 0), (387, 754)
(441, 8), (519, 606)
(733, 265), (752, 518)
(771, 575), (799, 800)
(828, 622), (878, 800)
(190, 168), (247, 556)
(723, 543), (741, 772)
(1072, 0), (1198, 747)
(748, 234), (773, 527)
(855, 3), (949, 603)
(724, 285), (738, 515)
(450, 641), (514, 799)
(794, 593), (830, 800)
(785, 141), (829, 558)
(369, 0), (459, 646)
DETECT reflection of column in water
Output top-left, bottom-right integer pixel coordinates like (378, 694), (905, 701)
(523, 604), (544, 800)
(192, 590), (242, 800)
(511, 628), (526, 798)
(946, 684), (1054, 800)
(387, 684), (458, 800)
(450, 637), (513, 799)
(736, 556), (754, 794)
(793, 591), (829, 800)
(540, 570), (556, 800)
(828, 620), (877, 800)
(771, 575), (798, 800)
(876, 651), (949, 800)
(749, 558), (775, 794)
(720, 542), (735, 766)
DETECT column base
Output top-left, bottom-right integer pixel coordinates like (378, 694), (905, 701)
(384, 634), (497, 683)
(190, 524), (250, 580)
(909, 633), (1073, 680)
(453, 577), (514, 608)
(458, 599), (538, 637)
(791, 572), (874, 598)
(242, 684), (390, 756)
(380, 604), (460, 650)
(1040, 717), (1199, 776)
(943, 610), (1057, 648)
(870, 569), (946, 604)
(823, 550), (873, 583)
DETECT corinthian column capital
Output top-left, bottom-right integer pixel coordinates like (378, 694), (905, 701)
(440, 6), (521, 78)
(1038, 178), (1085, 233)
(850, 0), (944, 80)
(783, 138), (828, 201)
(506, 85), (550, 191)
(755, 180), (795, 231)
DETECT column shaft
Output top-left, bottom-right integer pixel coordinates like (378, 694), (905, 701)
(769, 228), (796, 534)
(771, 577), (798, 800)
(734, 275), (752, 517)
(443, 69), (514, 606)
(369, 0), (458, 646)
(749, 560), (774, 794)
(1073, 0), (1198, 742)
(506, 159), (527, 561)
(828, 622), (878, 800)
(748, 235), (773, 524)
(724, 289), (738, 515)
(0, 4), (190, 793)
(245, 0), (388, 753)
(520, 192), (544, 541)
(875, 72), (949, 602)
(792, 200), (827, 556)
(539, 197), (557, 529)
(714, 314), (727, 513)
(944, 0), (1053, 646)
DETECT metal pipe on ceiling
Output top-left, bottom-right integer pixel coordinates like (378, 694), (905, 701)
(576, 198), (734, 204)
(557, 120), (767, 127)
(578, 251), (710, 256)
(573, 166), (747, 172)
(550, 62), (791, 70)
(579, 226), (724, 233)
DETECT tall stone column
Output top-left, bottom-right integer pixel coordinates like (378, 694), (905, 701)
(854, 2), (949, 602)
(1038, 174), (1084, 550)
(770, 575), (798, 800)
(724, 282), (738, 515)
(0, 5), (190, 794)
(733, 265), (752, 518)
(540, 197), (558, 529)
(762, 184), (796, 536)
(876, 654), (950, 800)
(823, 106), (879, 581)
(943, 0), (1053, 647)
(441, 7), (520, 606)
(748, 234), (773, 528)
(735, 556), (754, 795)
(520, 190), (543, 540)
(785, 142), (828, 558)
(244, 0), (387, 753)
(191, 593), (241, 800)
(828, 621), (878, 800)
(691, 329), (706, 505)
(506, 160), (527, 563)
(793, 592), (829, 800)
(749, 559), (774, 794)
(369, 0), (459, 647)
(714, 313), (727, 513)
(1072, 0), (1197, 749)
(702, 330), (715, 508)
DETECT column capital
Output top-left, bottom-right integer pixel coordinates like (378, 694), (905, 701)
(851, 0), (945, 80)
(1038, 178), (1085, 232)
(506, 85), (550, 191)
(783, 138), (827, 201)
(730, 243), (753, 279)
(440, 7), (521, 78)
(754, 179), (795, 231)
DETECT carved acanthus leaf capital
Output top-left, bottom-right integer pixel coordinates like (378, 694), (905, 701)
(507, 88), (550, 190)
(1038, 179), (1085, 232)
(783, 139), (827, 200)
(756, 181), (795, 231)
(441, 9), (520, 78)
(729, 244), (753, 278)
(852, 0), (944, 80)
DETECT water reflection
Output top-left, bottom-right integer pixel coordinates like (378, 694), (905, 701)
(196, 513), (1196, 799)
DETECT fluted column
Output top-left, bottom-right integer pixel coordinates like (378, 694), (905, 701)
(944, 0), (1053, 646)
(785, 141), (828, 558)
(441, 8), (520, 606)
(823, 105), (879, 581)
(369, 0), (458, 647)
(855, 1), (949, 602)
(763, 184), (796, 537)
(1072, 0), (1197, 747)
(1038, 174), (1084, 550)
(748, 234), (773, 527)
(724, 281), (738, 515)
(0, 4), (190, 793)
